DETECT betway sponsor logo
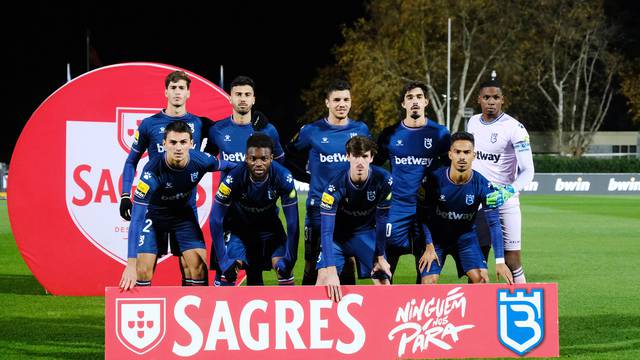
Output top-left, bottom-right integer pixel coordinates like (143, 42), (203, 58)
(521, 181), (539, 192)
(171, 294), (365, 357)
(223, 152), (246, 162)
(319, 153), (348, 163)
(608, 177), (640, 192)
(476, 151), (501, 163)
(294, 180), (309, 192)
(340, 207), (375, 217)
(435, 207), (474, 221)
(394, 156), (433, 166)
(160, 192), (190, 201)
(554, 178), (590, 192)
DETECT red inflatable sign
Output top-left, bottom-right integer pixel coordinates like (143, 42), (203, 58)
(105, 284), (559, 359)
(9, 63), (232, 295)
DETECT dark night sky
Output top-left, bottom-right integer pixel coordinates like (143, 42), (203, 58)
(6, 1), (639, 164)
(6, 2), (366, 163)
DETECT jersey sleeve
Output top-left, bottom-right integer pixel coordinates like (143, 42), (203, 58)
(374, 125), (393, 166)
(284, 125), (312, 182)
(204, 121), (221, 156)
(375, 172), (393, 256)
(214, 169), (239, 206)
(132, 169), (159, 206)
(265, 125), (285, 163)
(122, 120), (149, 194)
(277, 168), (298, 207)
(511, 122), (535, 192)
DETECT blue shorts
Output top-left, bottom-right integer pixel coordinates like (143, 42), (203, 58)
(316, 229), (382, 279)
(224, 224), (286, 271)
(421, 232), (487, 278)
(304, 206), (322, 261)
(385, 211), (422, 257)
(137, 210), (205, 256)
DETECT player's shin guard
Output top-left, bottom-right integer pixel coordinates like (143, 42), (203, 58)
(512, 266), (526, 284)
(136, 280), (151, 287)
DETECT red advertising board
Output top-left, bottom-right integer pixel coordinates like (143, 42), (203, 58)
(8, 63), (233, 295)
(106, 284), (559, 359)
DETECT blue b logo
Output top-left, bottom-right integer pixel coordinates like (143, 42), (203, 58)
(497, 289), (544, 356)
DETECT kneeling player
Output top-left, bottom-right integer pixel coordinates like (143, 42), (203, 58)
(123, 120), (230, 289)
(316, 136), (392, 302)
(418, 131), (513, 284)
(211, 133), (299, 286)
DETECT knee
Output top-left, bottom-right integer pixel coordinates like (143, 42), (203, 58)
(467, 270), (486, 284)
(421, 275), (439, 284)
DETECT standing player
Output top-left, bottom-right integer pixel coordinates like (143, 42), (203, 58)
(119, 70), (214, 287)
(374, 81), (450, 283)
(285, 79), (370, 285)
(467, 78), (534, 284)
(316, 136), (392, 302)
(211, 133), (299, 286)
(417, 132), (513, 285)
(206, 75), (284, 285)
(121, 121), (229, 289)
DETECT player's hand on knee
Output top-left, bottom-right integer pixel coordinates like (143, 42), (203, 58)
(496, 263), (514, 285)
(119, 261), (137, 291)
(418, 243), (439, 273)
(371, 256), (392, 279)
(119, 194), (132, 221)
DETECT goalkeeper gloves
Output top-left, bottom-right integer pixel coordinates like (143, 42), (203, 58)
(485, 184), (516, 208)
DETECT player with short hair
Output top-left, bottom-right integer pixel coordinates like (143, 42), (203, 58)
(285, 79), (370, 285)
(119, 70), (215, 289)
(418, 131), (513, 284)
(122, 120), (229, 289)
(210, 133), (299, 286)
(466, 77), (534, 284)
(206, 75), (285, 285)
(316, 136), (392, 302)
(374, 81), (450, 283)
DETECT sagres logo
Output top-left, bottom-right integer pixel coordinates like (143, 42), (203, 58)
(498, 289), (544, 355)
(117, 107), (158, 154)
(388, 287), (474, 357)
(116, 298), (166, 355)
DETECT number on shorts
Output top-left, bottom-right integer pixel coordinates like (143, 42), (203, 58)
(143, 219), (152, 233)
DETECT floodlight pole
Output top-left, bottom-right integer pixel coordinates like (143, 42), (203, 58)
(220, 65), (224, 89)
(447, 18), (451, 131)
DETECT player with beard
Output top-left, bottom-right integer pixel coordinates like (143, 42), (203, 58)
(210, 133), (299, 286)
(417, 131), (513, 285)
(374, 81), (450, 283)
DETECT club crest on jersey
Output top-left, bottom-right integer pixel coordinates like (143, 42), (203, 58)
(267, 190), (274, 200)
(465, 194), (474, 205)
(424, 138), (432, 149)
(190, 172), (199, 182)
(187, 123), (195, 133)
(498, 289), (545, 356)
(491, 133), (498, 143)
(367, 191), (376, 201)
(116, 298), (166, 355)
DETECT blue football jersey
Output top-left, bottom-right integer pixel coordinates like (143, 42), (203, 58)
(133, 150), (220, 211)
(320, 165), (392, 235)
(207, 117), (284, 177)
(123, 111), (211, 195)
(214, 161), (297, 227)
(288, 118), (370, 208)
(418, 167), (493, 240)
(376, 120), (451, 215)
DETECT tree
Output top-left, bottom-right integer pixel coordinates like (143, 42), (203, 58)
(302, 0), (521, 133)
(533, 0), (619, 156)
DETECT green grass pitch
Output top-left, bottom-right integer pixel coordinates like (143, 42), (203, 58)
(0, 195), (638, 359)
